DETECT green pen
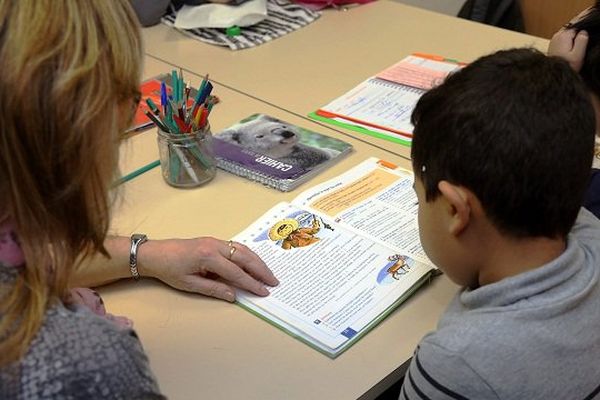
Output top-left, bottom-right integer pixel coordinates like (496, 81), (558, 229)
(171, 70), (178, 103)
(146, 98), (160, 115)
(145, 111), (169, 132)
(115, 159), (160, 186)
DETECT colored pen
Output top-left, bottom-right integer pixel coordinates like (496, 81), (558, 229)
(178, 68), (184, 104)
(145, 71), (216, 135)
(160, 82), (168, 114)
(171, 70), (178, 103)
(146, 98), (160, 115)
(192, 74), (209, 113)
(192, 81), (213, 119)
(145, 111), (169, 132)
(115, 159), (160, 186)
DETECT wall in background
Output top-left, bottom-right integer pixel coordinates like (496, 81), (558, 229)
(520, 0), (594, 38)
(393, 0), (466, 16)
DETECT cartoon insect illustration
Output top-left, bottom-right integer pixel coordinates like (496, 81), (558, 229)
(387, 254), (411, 280)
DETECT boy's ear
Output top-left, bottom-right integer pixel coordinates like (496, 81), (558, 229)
(438, 180), (471, 236)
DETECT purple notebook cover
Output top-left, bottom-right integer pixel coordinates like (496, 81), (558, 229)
(212, 138), (308, 180)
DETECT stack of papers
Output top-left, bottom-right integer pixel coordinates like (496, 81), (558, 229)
(311, 54), (463, 146)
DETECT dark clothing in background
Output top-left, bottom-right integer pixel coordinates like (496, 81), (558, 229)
(459, 0), (524, 31)
(585, 169), (600, 218)
(132, 0), (251, 27)
(131, 0), (170, 26)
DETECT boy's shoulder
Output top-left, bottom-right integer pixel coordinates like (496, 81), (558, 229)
(408, 210), (600, 399)
(570, 206), (600, 259)
(430, 209), (600, 352)
(410, 301), (600, 399)
(19, 303), (163, 399)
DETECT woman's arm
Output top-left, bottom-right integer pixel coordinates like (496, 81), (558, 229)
(71, 236), (278, 302)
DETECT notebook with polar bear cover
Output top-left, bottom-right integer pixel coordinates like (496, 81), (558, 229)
(212, 114), (353, 191)
(232, 157), (438, 357)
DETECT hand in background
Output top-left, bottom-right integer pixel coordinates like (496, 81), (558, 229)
(549, 28), (589, 72)
(140, 237), (279, 302)
(548, 7), (592, 72)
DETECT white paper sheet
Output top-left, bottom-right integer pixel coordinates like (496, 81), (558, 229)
(174, 0), (267, 29)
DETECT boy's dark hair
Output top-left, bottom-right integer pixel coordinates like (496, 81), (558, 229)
(572, 1), (600, 97)
(410, 48), (595, 238)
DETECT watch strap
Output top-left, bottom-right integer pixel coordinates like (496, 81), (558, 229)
(129, 233), (148, 280)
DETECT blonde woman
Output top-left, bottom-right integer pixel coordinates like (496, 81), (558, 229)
(0, 0), (276, 397)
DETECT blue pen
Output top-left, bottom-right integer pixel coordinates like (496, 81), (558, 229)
(197, 81), (213, 107)
(160, 81), (168, 114)
(193, 74), (209, 105)
(191, 75), (210, 118)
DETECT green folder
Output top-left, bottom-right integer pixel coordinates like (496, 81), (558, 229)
(308, 111), (412, 147)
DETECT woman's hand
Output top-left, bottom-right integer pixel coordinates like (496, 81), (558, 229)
(139, 237), (279, 302)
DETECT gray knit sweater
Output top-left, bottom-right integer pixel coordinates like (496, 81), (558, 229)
(0, 268), (165, 399)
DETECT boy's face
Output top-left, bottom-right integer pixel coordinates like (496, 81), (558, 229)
(413, 177), (479, 287)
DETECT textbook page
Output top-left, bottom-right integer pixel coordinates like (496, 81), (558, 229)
(292, 157), (431, 266)
(234, 201), (434, 357)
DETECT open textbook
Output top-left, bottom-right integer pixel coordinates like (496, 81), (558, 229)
(233, 157), (438, 357)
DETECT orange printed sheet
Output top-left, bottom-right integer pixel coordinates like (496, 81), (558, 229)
(309, 168), (399, 217)
(130, 79), (162, 132)
(376, 62), (450, 90)
(313, 54), (463, 143)
(129, 76), (197, 133)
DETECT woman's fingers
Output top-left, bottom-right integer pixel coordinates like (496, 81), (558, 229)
(224, 241), (279, 286)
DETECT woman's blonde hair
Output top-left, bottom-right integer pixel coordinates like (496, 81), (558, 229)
(0, 0), (142, 365)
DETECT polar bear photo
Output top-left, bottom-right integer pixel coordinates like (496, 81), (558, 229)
(216, 114), (340, 170)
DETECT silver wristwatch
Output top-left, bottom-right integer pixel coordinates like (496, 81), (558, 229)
(129, 233), (148, 280)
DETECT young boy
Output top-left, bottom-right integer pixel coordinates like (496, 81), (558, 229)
(401, 48), (600, 399)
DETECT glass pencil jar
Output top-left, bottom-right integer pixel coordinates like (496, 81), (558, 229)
(156, 124), (217, 188)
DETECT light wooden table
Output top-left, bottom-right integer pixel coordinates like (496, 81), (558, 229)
(142, 0), (548, 151)
(102, 56), (458, 400)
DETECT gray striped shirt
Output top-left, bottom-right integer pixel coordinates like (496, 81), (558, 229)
(401, 208), (600, 399)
